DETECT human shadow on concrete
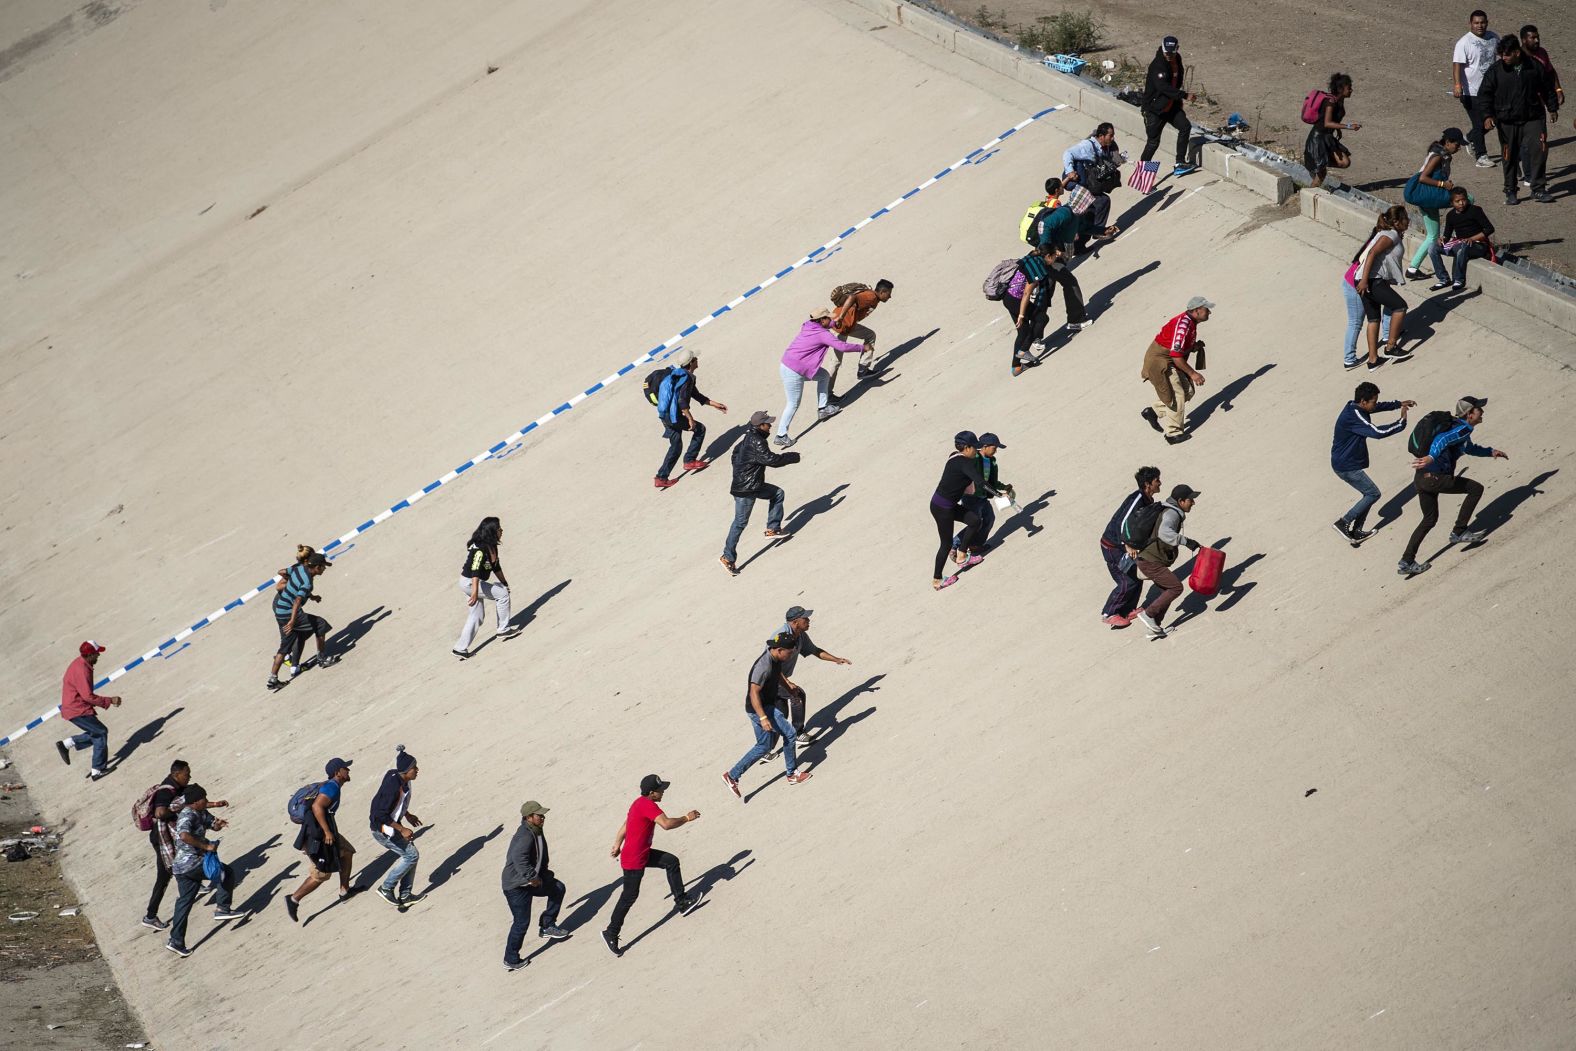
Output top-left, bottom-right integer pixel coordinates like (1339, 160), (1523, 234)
(830, 328), (940, 413)
(1372, 483), (1417, 533)
(989, 489), (1057, 547)
(1498, 237), (1565, 256)
(326, 606), (391, 659)
(1188, 364), (1277, 432)
(1168, 539), (1265, 628)
(783, 484), (849, 535)
(621, 850), (755, 954)
(111, 706), (184, 767)
(1087, 260), (1161, 318)
(1400, 287), (1482, 350)
(234, 861), (299, 920)
(800, 675), (883, 763)
(701, 424), (750, 463)
(423, 823), (504, 893)
(1475, 469), (1557, 538)
(1110, 188), (1185, 242)
(469, 580), (572, 658)
(734, 532), (794, 575)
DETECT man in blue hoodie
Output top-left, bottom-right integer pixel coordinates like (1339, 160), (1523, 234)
(1399, 395), (1509, 576)
(1331, 382), (1415, 546)
(653, 350), (728, 490)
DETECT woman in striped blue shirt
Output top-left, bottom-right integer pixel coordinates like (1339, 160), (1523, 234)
(267, 546), (338, 691)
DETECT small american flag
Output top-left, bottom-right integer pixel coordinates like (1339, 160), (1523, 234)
(1128, 160), (1161, 194)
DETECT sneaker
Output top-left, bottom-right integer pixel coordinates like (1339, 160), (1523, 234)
(1103, 614), (1130, 629)
(1533, 191), (1555, 204)
(56, 740), (71, 766)
(785, 770), (813, 785)
(504, 958), (528, 972)
(1382, 344), (1412, 359)
(496, 625), (522, 639)
(1451, 283), (1465, 292)
(141, 915), (169, 931)
(1503, 192), (1518, 206)
(282, 659), (296, 680)
(825, 393), (843, 407)
(1475, 154), (1496, 168)
(397, 891), (427, 907)
(1164, 433), (1191, 445)
(682, 459), (711, 472)
(89, 770), (106, 782)
(1404, 267), (1428, 281)
(165, 942), (193, 959)
(816, 405), (842, 421)
(1343, 359), (1363, 371)
(539, 925), (569, 940)
(718, 556), (738, 577)
(1521, 178), (1532, 188)
(856, 365), (873, 379)
(1397, 559), (1431, 577)
(376, 885), (402, 908)
(1172, 163), (1199, 176)
(1366, 360), (1385, 372)
(1332, 519), (1356, 542)
(1347, 525), (1375, 545)
(1133, 611), (1165, 637)
(1428, 280), (1452, 292)
(317, 654), (341, 668)
(1066, 319), (1095, 331)
(678, 891), (706, 915)
(722, 771), (741, 800)
(602, 930), (624, 957)
(452, 649), (470, 660)
(265, 676), (284, 691)
(285, 897), (299, 923)
(213, 907), (248, 921)
(653, 476), (678, 489)
(1464, 143), (1479, 161)
(795, 732), (812, 746)
(771, 434), (795, 449)
(1449, 528), (1487, 544)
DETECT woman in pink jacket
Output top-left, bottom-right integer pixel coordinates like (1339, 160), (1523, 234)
(774, 309), (865, 449)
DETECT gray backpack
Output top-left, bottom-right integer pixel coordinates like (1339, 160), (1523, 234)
(983, 258), (1019, 301)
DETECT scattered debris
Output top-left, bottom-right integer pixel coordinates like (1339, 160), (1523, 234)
(58, 906), (81, 917)
(486, 64), (499, 74)
(9, 910), (40, 922)
(1304, 788), (1318, 797)
(246, 205), (267, 220)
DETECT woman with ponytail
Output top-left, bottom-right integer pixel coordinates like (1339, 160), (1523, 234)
(454, 517), (517, 658)
(267, 545), (338, 691)
(1352, 206), (1413, 371)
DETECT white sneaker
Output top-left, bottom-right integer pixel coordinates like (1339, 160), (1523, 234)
(1066, 319), (1095, 331)
(1474, 155), (1496, 168)
(1133, 611), (1165, 637)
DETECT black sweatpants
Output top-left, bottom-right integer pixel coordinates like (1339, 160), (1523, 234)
(1497, 118), (1547, 195)
(1002, 294), (1049, 365)
(1142, 108), (1191, 165)
(1402, 472), (1484, 562)
(605, 848), (686, 939)
(932, 501), (984, 578)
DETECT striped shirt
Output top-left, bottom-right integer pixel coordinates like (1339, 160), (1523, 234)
(273, 563), (313, 621)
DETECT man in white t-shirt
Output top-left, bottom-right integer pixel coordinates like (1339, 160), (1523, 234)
(1452, 9), (1501, 164)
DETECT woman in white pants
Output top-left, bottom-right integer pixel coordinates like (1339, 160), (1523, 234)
(453, 517), (517, 658)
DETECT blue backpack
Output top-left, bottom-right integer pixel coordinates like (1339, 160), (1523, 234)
(287, 782), (322, 825)
(653, 367), (687, 423)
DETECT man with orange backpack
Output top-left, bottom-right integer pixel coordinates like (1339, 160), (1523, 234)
(826, 280), (894, 399)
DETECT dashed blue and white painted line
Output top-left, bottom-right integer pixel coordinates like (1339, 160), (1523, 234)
(0, 104), (1066, 751)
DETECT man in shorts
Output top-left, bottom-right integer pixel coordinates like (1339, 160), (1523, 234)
(285, 757), (356, 922)
(267, 551), (339, 691)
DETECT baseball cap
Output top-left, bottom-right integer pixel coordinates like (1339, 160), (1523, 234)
(749, 409), (775, 427)
(640, 774), (670, 794)
(520, 800), (550, 818)
(809, 307), (833, 321)
(325, 757), (353, 776)
(675, 349), (695, 367)
(1186, 296), (1215, 311)
(1171, 484), (1201, 501)
(784, 605), (813, 621)
(79, 640), (106, 657)
(954, 430), (979, 448)
(1457, 395), (1488, 415)
(1162, 35), (1179, 52)
(768, 631), (797, 650)
(977, 432), (1006, 448)
(1440, 127), (1466, 145)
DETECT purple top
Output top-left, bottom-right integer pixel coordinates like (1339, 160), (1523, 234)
(780, 320), (866, 378)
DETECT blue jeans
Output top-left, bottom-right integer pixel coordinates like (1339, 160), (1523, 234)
(1446, 242), (1489, 286)
(722, 485), (784, 563)
(168, 864), (233, 950)
(503, 878), (565, 964)
(68, 714), (110, 771)
(657, 420), (706, 480)
(777, 363), (828, 436)
(728, 707), (798, 779)
(1341, 280), (1388, 366)
(1334, 468), (1381, 527)
(371, 831), (419, 895)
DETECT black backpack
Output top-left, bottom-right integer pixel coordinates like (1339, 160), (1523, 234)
(1024, 205), (1054, 245)
(1407, 410), (1456, 458)
(1086, 155), (1122, 194)
(1122, 501), (1166, 549)
(643, 367), (669, 407)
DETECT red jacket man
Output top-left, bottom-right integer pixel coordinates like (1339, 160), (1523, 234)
(56, 641), (121, 780)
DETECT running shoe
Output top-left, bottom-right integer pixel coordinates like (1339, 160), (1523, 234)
(653, 476), (678, 489)
(785, 771), (813, 785)
(1449, 528), (1487, 544)
(266, 676), (285, 691)
(1133, 611), (1166, 637)
(56, 741), (71, 765)
(816, 405), (842, 421)
(285, 897), (299, 923)
(1533, 191), (1555, 204)
(1343, 359), (1363, 371)
(1172, 163), (1199, 176)
(718, 556), (738, 577)
(771, 434), (796, 449)
(451, 649), (469, 660)
(398, 891), (427, 907)
(602, 930), (624, 957)
(678, 891), (707, 915)
(1475, 154), (1496, 167)
(1066, 319), (1095, 331)
(376, 885), (402, 908)
(317, 654), (341, 668)
(141, 915), (169, 931)
(504, 958), (528, 971)
(213, 907), (248, 921)
(165, 942), (192, 958)
(683, 459), (711, 472)
(722, 771), (742, 799)
(1428, 281), (1452, 291)
(540, 925), (569, 940)
(1103, 614), (1130, 629)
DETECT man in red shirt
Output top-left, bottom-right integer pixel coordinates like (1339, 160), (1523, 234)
(602, 774), (702, 957)
(55, 641), (121, 780)
(1139, 297), (1212, 444)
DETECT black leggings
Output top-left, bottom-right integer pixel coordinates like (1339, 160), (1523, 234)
(931, 502), (983, 578)
(1002, 294), (1049, 365)
(606, 848), (686, 939)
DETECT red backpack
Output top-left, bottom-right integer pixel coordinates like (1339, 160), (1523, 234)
(1301, 89), (1332, 125)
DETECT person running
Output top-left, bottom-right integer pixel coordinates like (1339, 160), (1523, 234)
(721, 411), (799, 576)
(1140, 297), (1211, 444)
(1004, 243), (1088, 377)
(1141, 36), (1198, 176)
(140, 759), (190, 931)
(369, 748), (426, 910)
(652, 350), (727, 490)
(1331, 382), (1415, 546)
(827, 279), (894, 397)
(1023, 177), (1077, 253)
(602, 775), (703, 958)
(772, 606), (853, 745)
(1437, 188), (1497, 290)
(1061, 123), (1124, 253)
(1132, 485), (1203, 639)
(55, 641), (120, 781)
(501, 801), (568, 972)
(1398, 396), (1510, 577)
(453, 516), (518, 659)
(1479, 34), (1555, 205)
(165, 783), (247, 958)
(284, 757), (356, 923)
(1353, 206), (1412, 369)
(930, 431), (1001, 591)
(1404, 128), (1465, 282)
(950, 432), (1014, 562)
(775, 310), (864, 444)
(1304, 74), (1358, 188)
(722, 633), (813, 800)
(1520, 25), (1564, 123)
(267, 547), (339, 692)
(1099, 466), (1162, 628)
(1453, 10), (1501, 165)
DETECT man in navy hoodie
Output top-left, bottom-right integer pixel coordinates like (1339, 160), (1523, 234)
(1331, 382), (1414, 546)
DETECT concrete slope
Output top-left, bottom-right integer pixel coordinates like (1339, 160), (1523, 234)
(3, 0), (1574, 1048)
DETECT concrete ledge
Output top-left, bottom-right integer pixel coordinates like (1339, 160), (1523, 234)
(1204, 145), (1295, 204)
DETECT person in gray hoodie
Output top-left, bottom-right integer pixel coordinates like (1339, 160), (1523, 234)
(1132, 484), (1203, 638)
(501, 801), (568, 971)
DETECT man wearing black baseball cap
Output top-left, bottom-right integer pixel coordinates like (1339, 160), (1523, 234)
(286, 757), (356, 923)
(603, 775), (703, 957)
(725, 633), (814, 797)
(771, 606), (853, 747)
(1399, 395), (1508, 576)
(1142, 35), (1198, 175)
(1132, 484), (1203, 638)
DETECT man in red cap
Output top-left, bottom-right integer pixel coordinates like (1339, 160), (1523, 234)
(56, 641), (120, 781)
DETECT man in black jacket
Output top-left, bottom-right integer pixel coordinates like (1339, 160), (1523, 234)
(369, 748), (426, 910)
(501, 801), (567, 972)
(1480, 35), (1555, 204)
(1141, 36), (1197, 175)
(720, 411), (800, 575)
